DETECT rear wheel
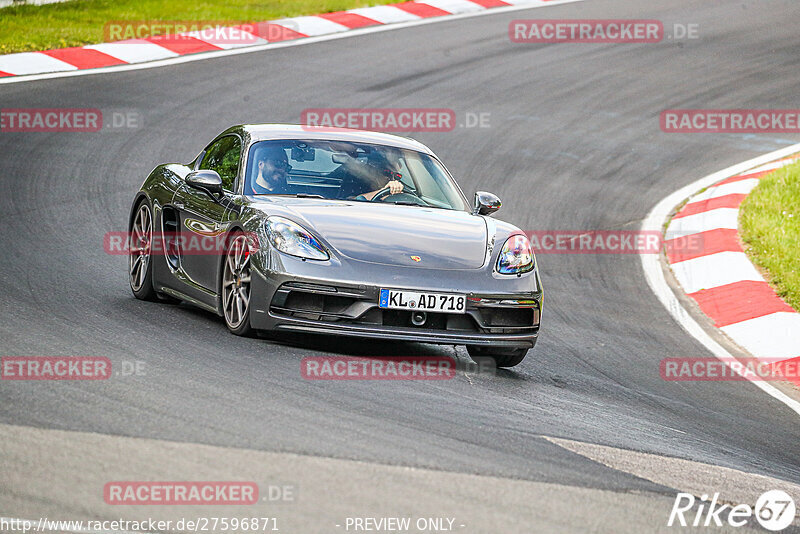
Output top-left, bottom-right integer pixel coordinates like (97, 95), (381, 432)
(466, 346), (528, 368)
(222, 233), (253, 336)
(129, 201), (157, 301)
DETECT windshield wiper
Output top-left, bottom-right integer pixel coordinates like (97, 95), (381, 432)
(391, 201), (426, 206)
(291, 193), (325, 199)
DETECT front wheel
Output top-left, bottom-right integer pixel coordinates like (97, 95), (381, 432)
(466, 346), (528, 368)
(221, 233), (254, 336)
(129, 201), (157, 301)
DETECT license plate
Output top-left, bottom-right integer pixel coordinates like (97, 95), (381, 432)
(379, 289), (466, 313)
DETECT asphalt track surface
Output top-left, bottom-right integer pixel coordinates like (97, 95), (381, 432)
(2, 0), (800, 532)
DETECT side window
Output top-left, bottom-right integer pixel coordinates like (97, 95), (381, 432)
(199, 136), (241, 191)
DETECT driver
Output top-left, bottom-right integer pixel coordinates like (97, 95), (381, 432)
(357, 149), (404, 201)
(251, 145), (291, 194)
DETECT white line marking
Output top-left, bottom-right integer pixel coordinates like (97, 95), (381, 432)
(641, 142), (800, 417)
(0, 0), (586, 85)
(347, 5), (421, 23)
(670, 251), (763, 293)
(721, 313), (800, 360)
(83, 41), (178, 64)
(667, 207), (739, 238)
(272, 16), (349, 36)
(0, 52), (77, 75)
(423, 0), (487, 14)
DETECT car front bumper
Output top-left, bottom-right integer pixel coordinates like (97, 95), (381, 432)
(249, 265), (542, 349)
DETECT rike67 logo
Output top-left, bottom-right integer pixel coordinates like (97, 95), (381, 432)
(668, 490), (796, 531)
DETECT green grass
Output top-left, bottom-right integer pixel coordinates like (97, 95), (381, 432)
(0, 0), (392, 54)
(739, 160), (800, 311)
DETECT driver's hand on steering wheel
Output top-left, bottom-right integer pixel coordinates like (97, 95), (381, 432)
(386, 180), (403, 195)
(360, 180), (404, 201)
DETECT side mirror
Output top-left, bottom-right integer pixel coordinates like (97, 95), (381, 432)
(186, 170), (223, 198)
(474, 191), (501, 215)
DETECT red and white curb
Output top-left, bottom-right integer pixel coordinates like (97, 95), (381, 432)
(0, 0), (581, 82)
(642, 144), (800, 416)
(665, 156), (800, 368)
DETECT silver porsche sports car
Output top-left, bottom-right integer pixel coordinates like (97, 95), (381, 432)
(128, 125), (542, 367)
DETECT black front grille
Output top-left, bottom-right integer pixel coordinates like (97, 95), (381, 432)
(283, 291), (354, 314)
(480, 307), (535, 327)
(270, 286), (361, 321)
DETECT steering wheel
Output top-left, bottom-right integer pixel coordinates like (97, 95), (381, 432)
(371, 189), (426, 205)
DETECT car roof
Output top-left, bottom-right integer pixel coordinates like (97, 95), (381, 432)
(236, 124), (435, 155)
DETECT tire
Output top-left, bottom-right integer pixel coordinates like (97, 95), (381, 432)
(221, 232), (254, 337)
(129, 200), (158, 301)
(466, 346), (528, 368)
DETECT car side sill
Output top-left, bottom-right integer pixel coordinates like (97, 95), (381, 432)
(158, 286), (220, 315)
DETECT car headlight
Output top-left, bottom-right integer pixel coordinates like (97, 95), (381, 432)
(264, 217), (329, 261)
(496, 234), (535, 275)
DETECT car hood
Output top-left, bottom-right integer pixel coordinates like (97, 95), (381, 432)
(254, 199), (488, 269)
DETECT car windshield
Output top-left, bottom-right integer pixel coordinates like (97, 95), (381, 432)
(245, 139), (470, 211)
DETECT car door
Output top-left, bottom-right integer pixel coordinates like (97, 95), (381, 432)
(174, 134), (242, 292)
